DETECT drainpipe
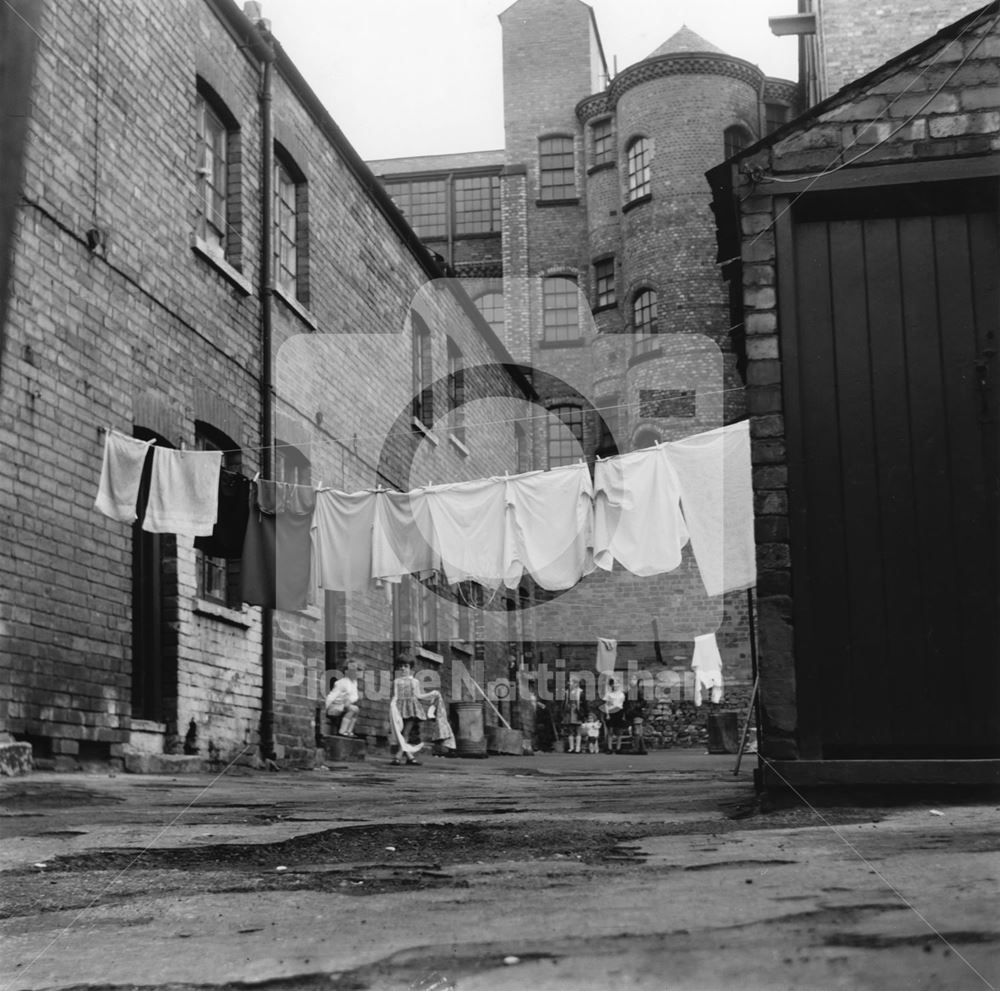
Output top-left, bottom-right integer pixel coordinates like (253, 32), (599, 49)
(246, 9), (277, 763)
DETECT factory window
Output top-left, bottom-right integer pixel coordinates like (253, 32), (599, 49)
(447, 340), (466, 445)
(384, 178), (447, 238)
(591, 118), (614, 166)
(412, 313), (434, 431)
(274, 146), (308, 304)
(632, 289), (659, 357)
(454, 175), (501, 234)
(538, 135), (576, 200)
(542, 276), (580, 343)
(625, 137), (651, 201)
(475, 292), (506, 336)
(594, 257), (616, 309)
(547, 405), (585, 468)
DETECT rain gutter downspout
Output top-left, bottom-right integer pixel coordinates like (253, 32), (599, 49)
(247, 13), (277, 763)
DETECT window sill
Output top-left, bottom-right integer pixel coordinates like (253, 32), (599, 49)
(587, 161), (616, 175)
(191, 237), (253, 295)
(621, 193), (653, 215)
(194, 598), (251, 628)
(449, 432), (469, 457)
(274, 285), (319, 330)
(539, 337), (585, 349)
(417, 647), (444, 665)
(535, 197), (580, 207)
(130, 719), (165, 733)
(412, 418), (440, 445)
(592, 302), (618, 314)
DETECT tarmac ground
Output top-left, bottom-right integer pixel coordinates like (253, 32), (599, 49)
(1, 749), (998, 991)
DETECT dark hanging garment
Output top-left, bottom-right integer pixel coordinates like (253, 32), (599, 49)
(241, 480), (315, 611)
(194, 470), (250, 559)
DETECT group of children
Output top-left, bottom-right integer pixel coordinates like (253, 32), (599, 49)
(562, 676), (644, 754)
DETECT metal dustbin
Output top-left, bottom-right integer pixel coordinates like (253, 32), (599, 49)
(450, 700), (488, 758)
(706, 710), (739, 753)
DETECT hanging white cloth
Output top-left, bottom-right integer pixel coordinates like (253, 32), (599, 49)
(691, 631), (724, 706)
(503, 463), (595, 590)
(593, 445), (689, 576)
(424, 476), (507, 588)
(371, 488), (439, 583)
(596, 636), (618, 674)
(94, 430), (155, 524)
(662, 420), (756, 597)
(142, 447), (221, 537)
(313, 489), (377, 592)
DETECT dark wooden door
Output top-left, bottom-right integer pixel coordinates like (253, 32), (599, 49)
(780, 179), (998, 758)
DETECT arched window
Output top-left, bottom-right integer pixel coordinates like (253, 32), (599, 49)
(633, 428), (661, 450)
(195, 423), (242, 606)
(538, 135), (576, 200)
(633, 289), (659, 357)
(547, 404), (585, 468)
(625, 137), (651, 201)
(475, 292), (505, 336)
(724, 125), (752, 159)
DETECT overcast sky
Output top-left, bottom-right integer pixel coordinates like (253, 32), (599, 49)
(262, 0), (800, 161)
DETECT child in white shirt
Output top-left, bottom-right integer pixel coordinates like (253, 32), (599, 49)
(581, 713), (601, 754)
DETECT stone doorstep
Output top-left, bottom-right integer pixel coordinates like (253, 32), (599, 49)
(321, 735), (367, 763)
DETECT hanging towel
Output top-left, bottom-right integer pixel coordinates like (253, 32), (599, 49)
(593, 445), (689, 576)
(313, 489), (377, 592)
(241, 480), (315, 610)
(371, 489), (439, 582)
(94, 429), (155, 523)
(194, 469), (250, 558)
(662, 420), (756, 597)
(425, 476), (507, 588)
(691, 632), (724, 707)
(596, 636), (617, 674)
(503, 463), (595, 590)
(142, 447), (221, 536)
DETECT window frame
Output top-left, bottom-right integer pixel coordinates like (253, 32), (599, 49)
(195, 423), (242, 608)
(273, 147), (308, 304)
(632, 289), (660, 358)
(625, 136), (651, 202)
(538, 135), (576, 201)
(447, 339), (466, 445)
(412, 314), (434, 432)
(542, 276), (581, 344)
(546, 404), (585, 469)
(593, 257), (616, 309)
(195, 82), (240, 266)
(591, 117), (614, 167)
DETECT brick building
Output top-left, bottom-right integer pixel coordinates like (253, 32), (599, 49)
(710, 2), (999, 784)
(0, 0), (536, 768)
(369, 0), (800, 701)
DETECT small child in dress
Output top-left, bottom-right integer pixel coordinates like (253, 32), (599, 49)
(581, 712), (601, 754)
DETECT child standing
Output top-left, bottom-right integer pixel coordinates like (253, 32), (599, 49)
(581, 711), (601, 754)
(563, 679), (583, 753)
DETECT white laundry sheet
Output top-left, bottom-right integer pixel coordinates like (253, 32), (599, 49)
(503, 463), (595, 590)
(371, 488), (439, 582)
(142, 447), (221, 537)
(94, 429), (155, 524)
(691, 631), (724, 706)
(313, 489), (376, 592)
(593, 445), (689, 576)
(663, 419), (756, 597)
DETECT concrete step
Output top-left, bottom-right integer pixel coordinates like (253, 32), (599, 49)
(321, 735), (367, 762)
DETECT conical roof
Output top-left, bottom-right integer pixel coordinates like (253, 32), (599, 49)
(646, 25), (726, 59)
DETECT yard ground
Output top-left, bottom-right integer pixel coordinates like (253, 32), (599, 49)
(1, 750), (997, 991)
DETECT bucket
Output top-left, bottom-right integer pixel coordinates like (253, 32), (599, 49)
(450, 701), (488, 758)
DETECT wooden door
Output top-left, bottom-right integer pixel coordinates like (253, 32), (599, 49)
(779, 179), (999, 758)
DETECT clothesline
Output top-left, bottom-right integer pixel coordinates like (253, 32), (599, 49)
(94, 420), (756, 604)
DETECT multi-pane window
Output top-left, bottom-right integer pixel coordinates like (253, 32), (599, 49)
(625, 137), (651, 201)
(538, 136), (576, 200)
(592, 118), (614, 166)
(633, 289), (659, 357)
(547, 404), (585, 468)
(274, 155), (302, 299)
(448, 340), (465, 444)
(385, 179), (447, 238)
(594, 258), (615, 308)
(195, 426), (241, 606)
(765, 104), (789, 135)
(724, 125), (751, 159)
(454, 175), (500, 234)
(475, 292), (505, 336)
(542, 277), (580, 343)
(196, 90), (233, 258)
(412, 314), (433, 430)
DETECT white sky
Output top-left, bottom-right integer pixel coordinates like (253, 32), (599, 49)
(262, 0), (801, 161)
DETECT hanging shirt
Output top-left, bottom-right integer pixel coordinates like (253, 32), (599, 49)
(691, 631), (724, 706)
(503, 463), (595, 590)
(142, 447), (221, 537)
(662, 420), (756, 597)
(241, 480), (316, 610)
(593, 445), (688, 576)
(371, 488), (439, 583)
(94, 430), (156, 524)
(194, 469), (251, 559)
(596, 637), (618, 674)
(424, 477), (507, 588)
(313, 489), (377, 592)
